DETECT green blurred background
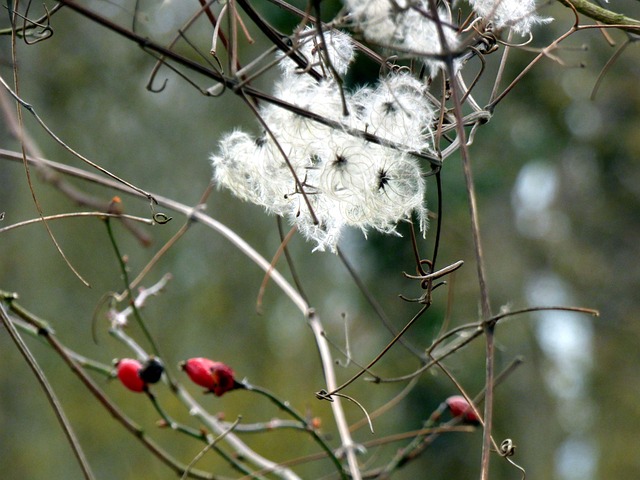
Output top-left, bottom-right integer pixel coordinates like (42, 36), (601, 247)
(1, 1), (640, 478)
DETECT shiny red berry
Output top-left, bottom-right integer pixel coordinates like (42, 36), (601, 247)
(180, 357), (237, 397)
(116, 358), (147, 393)
(445, 395), (481, 425)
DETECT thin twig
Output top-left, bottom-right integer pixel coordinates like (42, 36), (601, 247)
(242, 381), (347, 479)
(0, 211), (154, 234)
(256, 225), (298, 314)
(3, 28), (91, 286)
(129, 185), (213, 290)
(104, 217), (161, 356)
(181, 417), (242, 480)
(424, 3), (494, 476)
(307, 309), (363, 480)
(0, 303), (97, 480)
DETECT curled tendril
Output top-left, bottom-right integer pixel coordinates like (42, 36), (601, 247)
(498, 32), (534, 49)
(149, 195), (173, 225)
(14, 0), (55, 45)
(500, 438), (516, 456)
(499, 439), (526, 480)
(147, 76), (168, 94)
(153, 212), (173, 224)
(148, 200), (172, 224)
(316, 389), (374, 434)
(315, 389), (333, 402)
(400, 259), (464, 304)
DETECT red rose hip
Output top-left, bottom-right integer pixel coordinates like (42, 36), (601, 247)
(181, 357), (237, 396)
(445, 395), (481, 425)
(116, 358), (147, 393)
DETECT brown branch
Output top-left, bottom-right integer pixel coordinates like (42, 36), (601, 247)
(556, 0), (640, 29)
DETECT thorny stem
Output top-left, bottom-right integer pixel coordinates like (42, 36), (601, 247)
(145, 393), (261, 480)
(146, 391), (207, 440)
(172, 384), (300, 480)
(83, 174), (353, 477)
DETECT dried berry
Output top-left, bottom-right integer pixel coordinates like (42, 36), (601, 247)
(445, 395), (481, 425)
(139, 357), (164, 384)
(180, 357), (237, 397)
(116, 358), (146, 393)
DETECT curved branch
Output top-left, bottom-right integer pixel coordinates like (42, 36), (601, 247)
(557, 0), (640, 29)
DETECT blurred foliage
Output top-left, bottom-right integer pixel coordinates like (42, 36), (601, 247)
(1, 1), (640, 479)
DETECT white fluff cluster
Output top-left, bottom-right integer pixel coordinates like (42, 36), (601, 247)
(343, 0), (459, 75)
(469, 0), (552, 35)
(211, 29), (433, 251)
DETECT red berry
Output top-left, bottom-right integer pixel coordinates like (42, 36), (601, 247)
(181, 357), (236, 397)
(445, 395), (481, 425)
(116, 358), (147, 393)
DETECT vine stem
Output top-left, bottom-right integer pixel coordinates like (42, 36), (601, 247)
(426, 1), (493, 478)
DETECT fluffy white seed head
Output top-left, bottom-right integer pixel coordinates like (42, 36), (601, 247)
(469, 0), (552, 35)
(211, 29), (429, 252)
(211, 130), (293, 215)
(277, 26), (355, 81)
(353, 72), (435, 153)
(343, 0), (460, 75)
(364, 151), (428, 234)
